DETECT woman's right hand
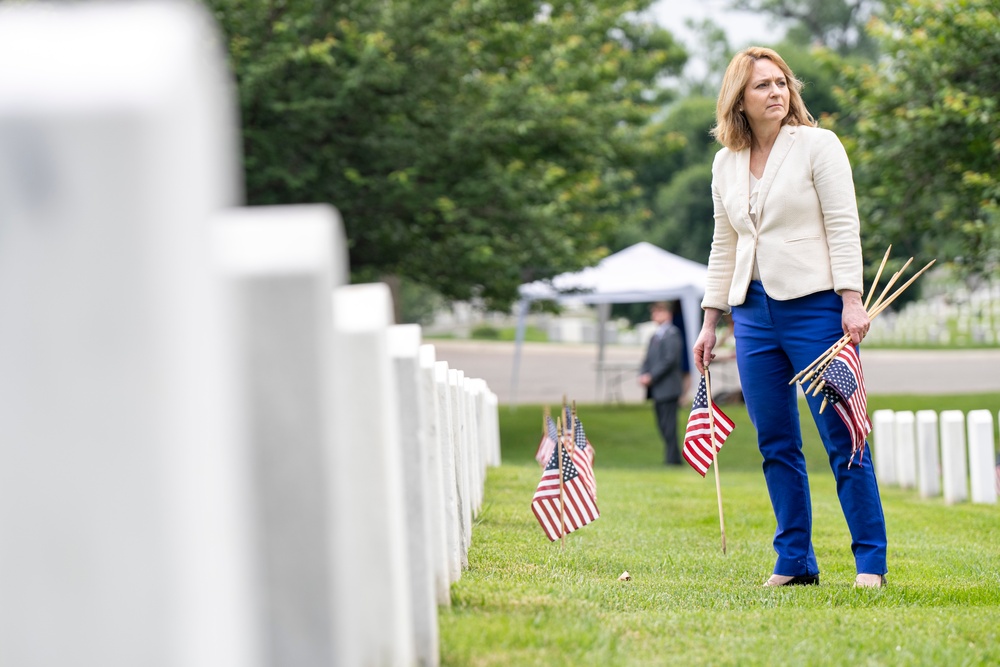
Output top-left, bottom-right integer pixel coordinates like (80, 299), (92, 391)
(693, 308), (724, 375)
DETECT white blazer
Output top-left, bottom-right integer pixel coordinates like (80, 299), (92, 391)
(702, 124), (864, 312)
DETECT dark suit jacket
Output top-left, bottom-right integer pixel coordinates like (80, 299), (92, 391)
(641, 324), (683, 402)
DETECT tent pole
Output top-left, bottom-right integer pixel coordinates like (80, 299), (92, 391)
(509, 298), (530, 411)
(596, 302), (610, 402)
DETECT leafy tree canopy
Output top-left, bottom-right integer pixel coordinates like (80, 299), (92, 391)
(730, 0), (882, 55)
(834, 0), (1000, 278)
(207, 0), (687, 309)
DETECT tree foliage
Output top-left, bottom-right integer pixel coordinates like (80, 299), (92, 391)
(730, 0), (882, 55)
(206, 0), (687, 309)
(835, 0), (1000, 277)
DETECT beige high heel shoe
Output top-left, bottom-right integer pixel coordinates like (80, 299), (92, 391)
(853, 573), (886, 588)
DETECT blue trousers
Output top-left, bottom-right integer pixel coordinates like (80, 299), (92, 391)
(731, 282), (887, 576)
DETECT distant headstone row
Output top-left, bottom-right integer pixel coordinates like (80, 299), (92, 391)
(0, 3), (498, 666)
(872, 409), (997, 504)
(867, 283), (1000, 346)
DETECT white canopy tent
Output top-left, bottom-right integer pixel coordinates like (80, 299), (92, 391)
(511, 242), (708, 403)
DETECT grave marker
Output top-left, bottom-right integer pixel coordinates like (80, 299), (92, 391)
(940, 410), (969, 504)
(214, 205), (346, 667)
(894, 411), (917, 489)
(915, 410), (941, 498)
(0, 4), (259, 665)
(967, 410), (998, 504)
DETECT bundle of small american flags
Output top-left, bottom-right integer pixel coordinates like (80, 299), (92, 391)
(791, 248), (935, 468)
(531, 405), (598, 541)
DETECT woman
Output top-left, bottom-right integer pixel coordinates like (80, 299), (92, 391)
(693, 47), (887, 588)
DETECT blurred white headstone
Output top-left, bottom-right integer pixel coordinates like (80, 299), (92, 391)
(894, 411), (916, 489)
(436, 362), (462, 582)
(915, 410), (941, 498)
(486, 391), (502, 466)
(388, 325), (440, 667)
(449, 369), (471, 569)
(967, 410), (998, 504)
(213, 205), (346, 667)
(940, 410), (969, 504)
(464, 377), (483, 517)
(0, 3), (258, 666)
(871, 410), (896, 485)
(330, 284), (414, 667)
(420, 346), (451, 606)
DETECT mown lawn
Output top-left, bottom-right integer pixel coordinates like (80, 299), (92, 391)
(439, 395), (1000, 666)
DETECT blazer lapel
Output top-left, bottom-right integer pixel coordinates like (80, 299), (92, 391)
(755, 125), (796, 223)
(735, 147), (756, 236)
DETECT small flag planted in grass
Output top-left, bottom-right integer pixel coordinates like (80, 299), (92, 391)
(535, 411), (558, 466)
(682, 375), (736, 476)
(571, 415), (597, 501)
(531, 438), (599, 542)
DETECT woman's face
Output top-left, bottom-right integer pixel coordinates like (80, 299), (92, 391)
(741, 58), (789, 129)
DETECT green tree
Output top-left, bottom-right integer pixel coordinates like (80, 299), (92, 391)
(632, 96), (717, 262)
(835, 0), (1000, 278)
(730, 0), (882, 55)
(207, 0), (687, 309)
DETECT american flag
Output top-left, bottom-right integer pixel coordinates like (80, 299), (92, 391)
(820, 345), (872, 467)
(535, 415), (558, 466)
(531, 444), (600, 541)
(571, 416), (597, 500)
(682, 375), (736, 476)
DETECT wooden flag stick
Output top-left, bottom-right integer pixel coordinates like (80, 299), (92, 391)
(705, 369), (727, 555)
(556, 417), (567, 549)
(867, 260), (937, 319)
(790, 336), (845, 385)
(868, 257), (913, 315)
(799, 256), (908, 389)
(864, 245), (892, 311)
(796, 257), (936, 392)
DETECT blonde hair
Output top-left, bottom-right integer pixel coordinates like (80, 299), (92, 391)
(711, 47), (816, 151)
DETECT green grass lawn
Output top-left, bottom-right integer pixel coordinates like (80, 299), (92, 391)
(440, 395), (1000, 666)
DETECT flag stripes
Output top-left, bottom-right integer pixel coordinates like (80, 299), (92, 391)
(534, 415), (558, 466)
(682, 375), (736, 476)
(820, 345), (872, 466)
(572, 416), (597, 500)
(530, 446), (599, 541)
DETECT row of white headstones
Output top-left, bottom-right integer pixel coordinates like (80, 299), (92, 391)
(868, 288), (1000, 346)
(871, 410), (998, 504)
(0, 3), (498, 666)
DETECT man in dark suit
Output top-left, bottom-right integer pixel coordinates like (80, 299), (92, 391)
(639, 302), (684, 465)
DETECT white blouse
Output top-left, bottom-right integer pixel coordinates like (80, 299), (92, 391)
(749, 171), (762, 279)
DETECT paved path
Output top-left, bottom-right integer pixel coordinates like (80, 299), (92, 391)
(431, 340), (1000, 405)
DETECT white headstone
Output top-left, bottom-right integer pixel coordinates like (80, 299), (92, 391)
(464, 377), (483, 517)
(213, 205), (346, 667)
(940, 410), (969, 504)
(967, 410), (998, 504)
(330, 284), (415, 667)
(388, 325), (440, 667)
(435, 362), (463, 583)
(894, 411), (917, 489)
(915, 410), (941, 498)
(871, 410), (896, 485)
(449, 369), (472, 569)
(0, 3), (259, 666)
(419, 347), (451, 606)
(486, 390), (502, 466)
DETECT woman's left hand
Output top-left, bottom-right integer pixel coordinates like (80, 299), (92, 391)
(841, 290), (870, 345)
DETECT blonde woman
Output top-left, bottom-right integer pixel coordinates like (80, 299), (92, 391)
(693, 47), (887, 588)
